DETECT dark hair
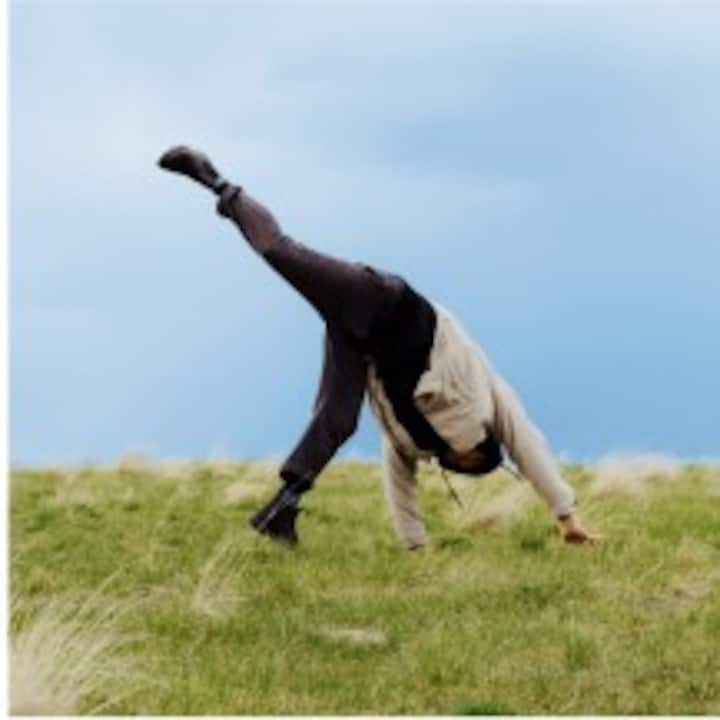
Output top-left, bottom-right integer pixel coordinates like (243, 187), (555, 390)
(439, 435), (503, 477)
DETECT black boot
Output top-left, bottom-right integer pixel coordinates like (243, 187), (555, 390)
(250, 481), (305, 545)
(157, 145), (227, 194)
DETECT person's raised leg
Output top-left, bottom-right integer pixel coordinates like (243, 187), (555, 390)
(158, 145), (403, 344)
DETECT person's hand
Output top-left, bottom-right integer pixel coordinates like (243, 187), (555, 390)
(558, 514), (604, 544)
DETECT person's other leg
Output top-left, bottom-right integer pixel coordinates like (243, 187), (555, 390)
(280, 327), (368, 486)
(251, 326), (367, 542)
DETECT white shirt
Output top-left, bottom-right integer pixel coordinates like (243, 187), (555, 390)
(366, 304), (576, 548)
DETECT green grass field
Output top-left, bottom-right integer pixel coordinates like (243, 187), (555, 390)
(9, 457), (720, 715)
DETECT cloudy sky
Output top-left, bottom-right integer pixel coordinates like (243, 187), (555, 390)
(11, 1), (720, 465)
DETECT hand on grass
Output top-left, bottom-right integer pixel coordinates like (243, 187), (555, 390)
(558, 515), (604, 544)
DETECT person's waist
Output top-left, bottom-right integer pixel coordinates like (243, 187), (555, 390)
(371, 282), (437, 359)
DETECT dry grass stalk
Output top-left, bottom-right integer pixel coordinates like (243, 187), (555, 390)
(222, 480), (269, 506)
(191, 533), (247, 621)
(464, 482), (534, 528)
(52, 476), (98, 508)
(10, 585), (147, 715)
(589, 453), (682, 497)
(318, 626), (388, 646)
(241, 459), (280, 485)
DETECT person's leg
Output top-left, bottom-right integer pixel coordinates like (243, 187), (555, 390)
(158, 144), (403, 344)
(216, 185), (402, 343)
(279, 327), (368, 486)
(251, 326), (367, 542)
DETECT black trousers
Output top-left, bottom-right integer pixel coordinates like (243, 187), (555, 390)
(217, 186), (444, 489)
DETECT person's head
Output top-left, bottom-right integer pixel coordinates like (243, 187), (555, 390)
(441, 435), (503, 476)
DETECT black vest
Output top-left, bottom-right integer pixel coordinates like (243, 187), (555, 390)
(372, 282), (448, 454)
(372, 282), (502, 477)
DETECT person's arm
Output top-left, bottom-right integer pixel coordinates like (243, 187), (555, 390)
(490, 375), (600, 543)
(381, 436), (426, 549)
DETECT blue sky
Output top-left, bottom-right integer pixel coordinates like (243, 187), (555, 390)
(11, 1), (720, 465)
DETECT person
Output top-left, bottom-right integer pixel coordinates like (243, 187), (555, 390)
(157, 145), (600, 549)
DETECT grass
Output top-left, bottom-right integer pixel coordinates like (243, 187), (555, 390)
(10, 585), (148, 715)
(9, 456), (720, 715)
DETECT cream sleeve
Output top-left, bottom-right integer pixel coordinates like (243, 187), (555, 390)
(381, 436), (427, 549)
(490, 374), (576, 518)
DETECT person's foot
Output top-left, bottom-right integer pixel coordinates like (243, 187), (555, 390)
(250, 484), (303, 545)
(157, 145), (226, 193)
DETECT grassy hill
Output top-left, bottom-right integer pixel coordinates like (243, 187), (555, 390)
(9, 458), (720, 715)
